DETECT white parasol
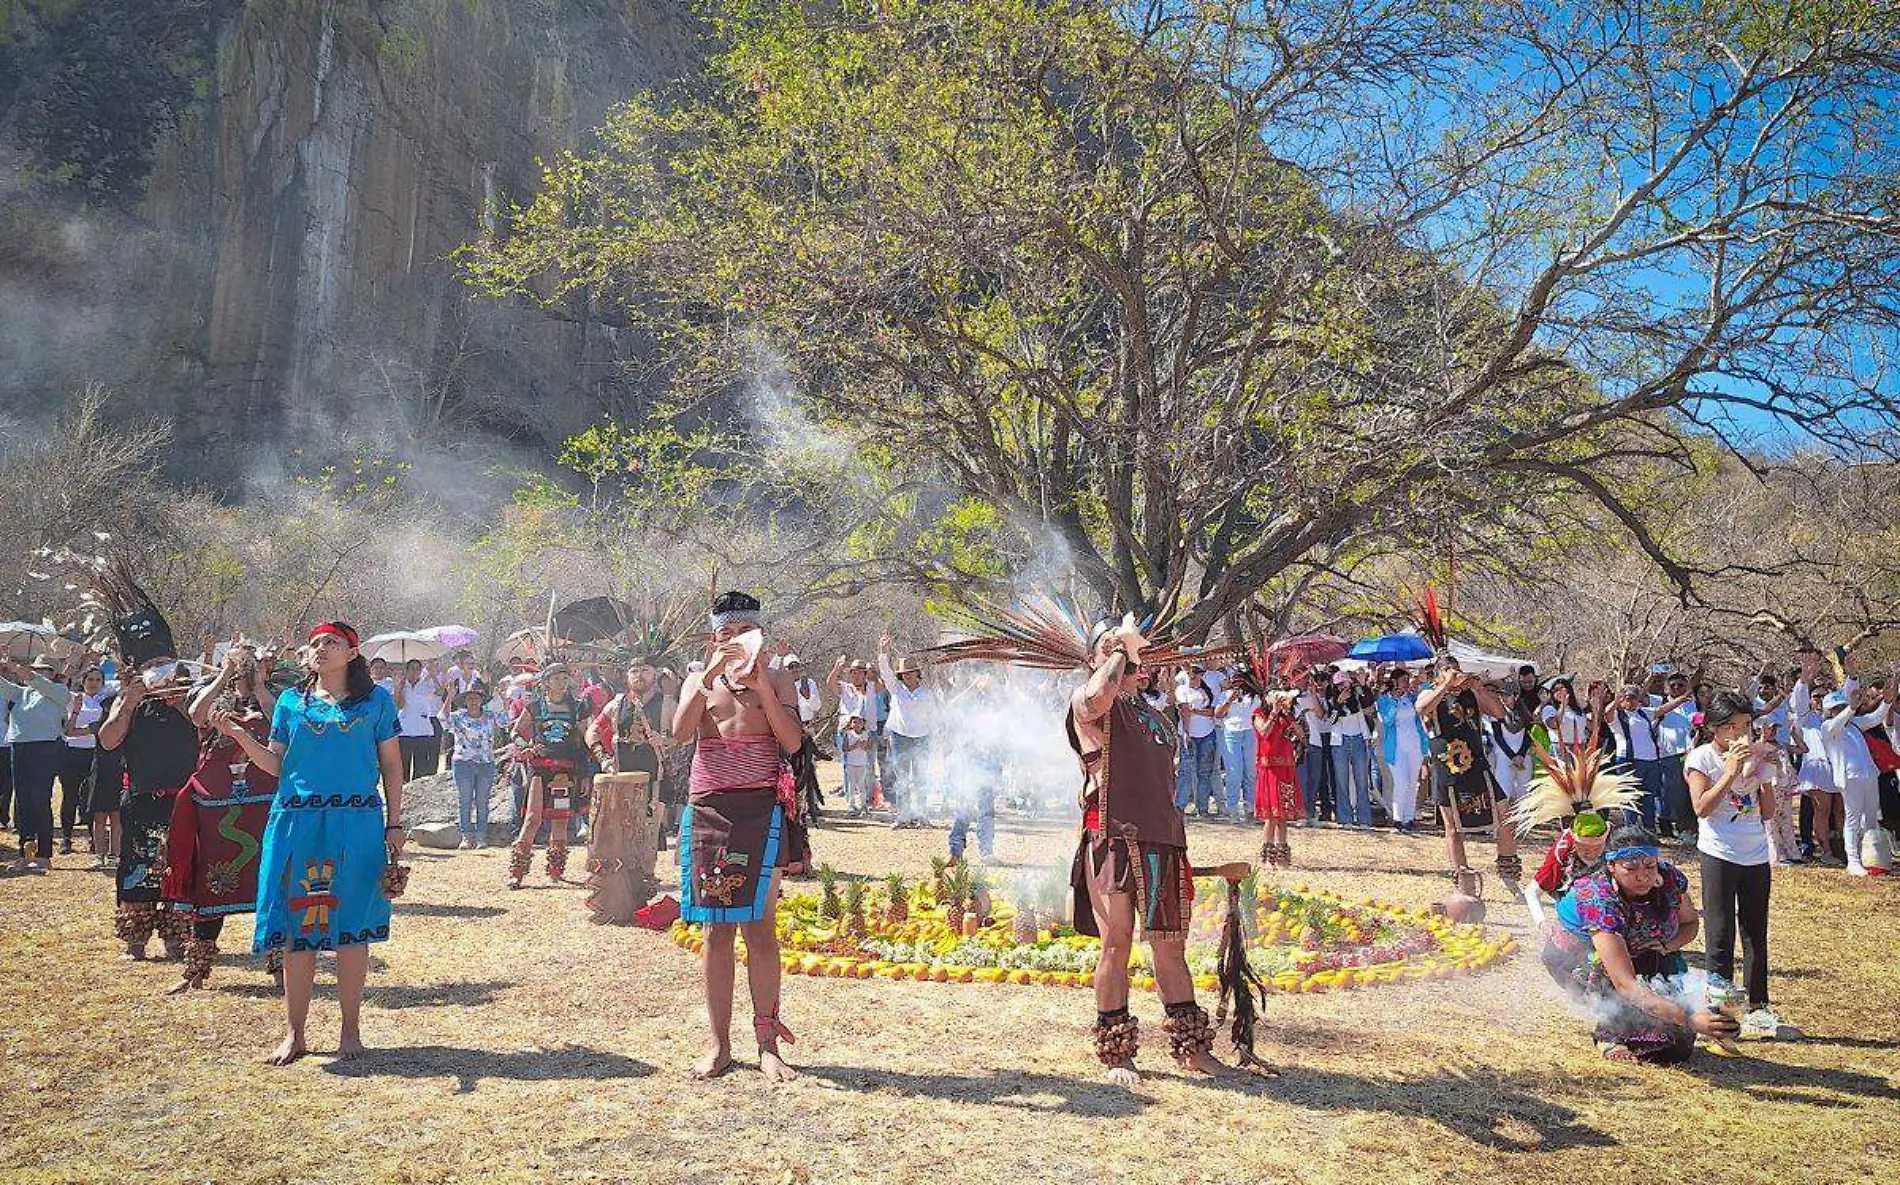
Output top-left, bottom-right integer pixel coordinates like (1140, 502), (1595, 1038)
(0, 621), (61, 661)
(363, 630), (451, 664)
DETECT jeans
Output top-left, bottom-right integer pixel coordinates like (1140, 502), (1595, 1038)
(10, 739), (59, 861)
(453, 760), (495, 838)
(949, 765), (997, 859)
(1299, 739), (1333, 822)
(1173, 733), (1219, 813)
(1656, 754), (1694, 837)
(1330, 734), (1373, 827)
(1700, 852), (1771, 1008)
(888, 732), (930, 821)
(1219, 729), (1256, 819)
(1630, 758), (1662, 829)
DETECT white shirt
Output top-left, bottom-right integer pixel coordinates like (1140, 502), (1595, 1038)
(1176, 685), (1216, 739)
(1610, 706), (1661, 763)
(838, 682), (873, 730)
(1218, 692), (1259, 734)
(1300, 690), (1332, 745)
(1329, 688), (1369, 739)
(793, 677), (824, 725)
(396, 675), (444, 737)
(1751, 692), (1790, 740)
(877, 656), (935, 738)
(1822, 681), (1889, 785)
(1789, 679), (1827, 761)
(841, 727), (873, 769)
(1651, 695), (1696, 757)
(64, 692), (103, 750)
(441, 664), (483, 698)
(1541, 705), (1591, 746)
(1685, 742), (1771, 866)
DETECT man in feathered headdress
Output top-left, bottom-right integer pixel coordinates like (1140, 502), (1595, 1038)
(1416, 652), (1523, 901)
(92, 561), (200, 962)
(1069, 618), (1231, 1086)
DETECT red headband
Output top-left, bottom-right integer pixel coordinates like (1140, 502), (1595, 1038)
(309, 623), (360, 648)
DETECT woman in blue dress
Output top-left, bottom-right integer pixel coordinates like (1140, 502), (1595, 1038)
(214, 622), (404, 1065)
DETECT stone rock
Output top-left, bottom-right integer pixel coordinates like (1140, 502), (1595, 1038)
(401, 772), (461, 827)
(409, 821), (464, 850)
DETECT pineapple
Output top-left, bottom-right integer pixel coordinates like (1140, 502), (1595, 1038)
(883, 873), (910, 926)
(818, 863), (842, 922)
(1011, 902), (1038, 945)
(928, 855), (949, 899)
(942, 864), (968, 934)
(841, 880), (867, 938)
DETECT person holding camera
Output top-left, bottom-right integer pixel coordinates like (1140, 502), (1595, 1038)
(1417, 653), (1522, 894)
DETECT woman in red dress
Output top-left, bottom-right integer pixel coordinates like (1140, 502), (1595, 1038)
(1253, 691), (1303, 867)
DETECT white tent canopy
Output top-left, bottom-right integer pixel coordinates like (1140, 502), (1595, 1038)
(1337, 640), (1532, 680)
(1447, 640), (1533, 680)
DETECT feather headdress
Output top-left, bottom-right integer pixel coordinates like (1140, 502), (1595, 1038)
(91, 553), (176, 669)
(1414, 586), (1448, 655)
(921, 589), (1243, 672)
(1510, 725), (1641, 838)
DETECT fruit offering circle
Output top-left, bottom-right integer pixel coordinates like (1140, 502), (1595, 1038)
(669, 878), (1515, 994)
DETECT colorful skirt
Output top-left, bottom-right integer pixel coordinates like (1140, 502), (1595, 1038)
(1071, 829), (1191, 942)
(1254, 763), (1301, 821)
(252, 795), (391, 955)
(680, 788), (784, 924)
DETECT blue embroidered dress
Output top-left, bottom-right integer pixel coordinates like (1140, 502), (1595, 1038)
(253, 685), (399, 955)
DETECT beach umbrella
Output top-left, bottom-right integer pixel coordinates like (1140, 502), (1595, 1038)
(496, 627), (548, 663)
(1347, 633), (1435, 663)
(421, 624), (480, 650)
(363, 630), (450, 664)
(551, 596), (635, 645)
(1268, 633), (1350, 667)
(0, 621), (59, 660)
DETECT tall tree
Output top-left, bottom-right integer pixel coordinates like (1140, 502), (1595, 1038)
(466, 0), (1900, 638)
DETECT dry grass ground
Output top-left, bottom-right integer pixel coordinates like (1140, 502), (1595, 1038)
(2, 784), (1896, 1185)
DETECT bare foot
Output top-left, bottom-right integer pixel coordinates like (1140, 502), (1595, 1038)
(1598, 1042), (1636, 1064)
(759, 1047), (798, 1083)
(1176, 1049), (1236, 1077)
(161, 976), (196, 996)
(336, 1034), (367, 1060)
(691, 1047), (734, 1080)
(265, 1035), (307, 1066)
(1104, 1061), (1142, 1088)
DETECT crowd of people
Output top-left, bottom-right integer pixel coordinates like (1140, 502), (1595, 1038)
(3, 594), (1893, 1076)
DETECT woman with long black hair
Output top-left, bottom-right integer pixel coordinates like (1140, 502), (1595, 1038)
(214, 622), (404, 1065)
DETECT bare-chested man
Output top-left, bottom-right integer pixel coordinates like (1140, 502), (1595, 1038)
(672, 591), (807, 1082)
(1069, 620), (1230, 1087)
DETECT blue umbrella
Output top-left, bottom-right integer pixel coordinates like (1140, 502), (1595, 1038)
(1348, 633), (1434, 663)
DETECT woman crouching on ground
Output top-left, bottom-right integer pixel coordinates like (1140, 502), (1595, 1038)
(1540, 823), (1738, 1064)
(213, 622), (405, 1065)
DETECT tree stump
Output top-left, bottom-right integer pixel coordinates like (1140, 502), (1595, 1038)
(585, 772), (660, 924)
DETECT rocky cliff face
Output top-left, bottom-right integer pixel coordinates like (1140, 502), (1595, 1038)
(2, 0), (699, 493)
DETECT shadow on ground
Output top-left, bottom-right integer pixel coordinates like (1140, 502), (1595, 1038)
(323, 1043), (655, 1092)
(802, 1064), (1146, 1119)
(219, 979), (510, 1008)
